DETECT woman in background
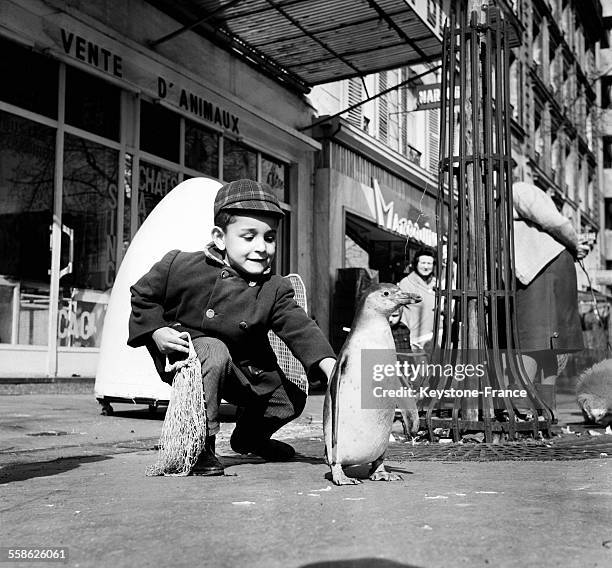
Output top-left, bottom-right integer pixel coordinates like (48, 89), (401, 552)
(398, 248), (436, 351)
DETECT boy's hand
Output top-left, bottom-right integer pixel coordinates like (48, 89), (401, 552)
(151, 327), (190, 354)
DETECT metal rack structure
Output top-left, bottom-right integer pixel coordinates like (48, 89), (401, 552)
(421, 3), (554, 442)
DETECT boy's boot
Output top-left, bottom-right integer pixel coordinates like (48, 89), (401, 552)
(191, 435), (224, 476)
(230, 427), (295, 461)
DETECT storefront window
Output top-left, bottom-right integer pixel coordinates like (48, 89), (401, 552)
(0, 111), (55, 345)
(0, 38), (58, 119)
(123, 154), (133, 256)
(345, 212), (417, 283)
(140, 100), (180, 163)
(185, 120), (219, 177)
(345, 235), (369, 269)
(60, 134), (119, 347)
(261, 155), (288, 202)
(138, 161), (179, 225)
(223, 139), (256, 181)
(65, 66), (120, 141)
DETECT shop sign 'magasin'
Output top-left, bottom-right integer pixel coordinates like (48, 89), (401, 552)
(372, 179), (437, 247)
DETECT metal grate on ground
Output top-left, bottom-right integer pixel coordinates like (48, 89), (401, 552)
(289, 436), (612, 462)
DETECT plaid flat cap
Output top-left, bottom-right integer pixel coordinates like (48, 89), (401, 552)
(214, 179), (284, 218)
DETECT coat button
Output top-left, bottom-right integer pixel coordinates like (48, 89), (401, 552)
(205, 309), (215, 319)
(239, 321), (248, 330)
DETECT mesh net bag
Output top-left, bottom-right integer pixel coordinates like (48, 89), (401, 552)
(266, 274), (309, 394)
(146, 336), (206, 476)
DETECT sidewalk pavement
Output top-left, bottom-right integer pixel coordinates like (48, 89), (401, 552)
(0, 389), (611, 568)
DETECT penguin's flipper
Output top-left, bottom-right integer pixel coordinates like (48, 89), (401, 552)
(368, 455), (402, 482)
(330, 463), (361, 486)
(330, 354), (348, 451)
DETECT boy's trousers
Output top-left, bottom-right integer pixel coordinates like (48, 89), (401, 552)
(191, 336), (307, 444)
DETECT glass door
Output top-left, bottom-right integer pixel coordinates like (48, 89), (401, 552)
(57, 134), (119, 353)
(53, 65), (122, 377)
(0, 111), (55, 350)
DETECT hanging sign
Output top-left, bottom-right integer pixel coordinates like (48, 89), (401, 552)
(416, 83), (461, 110)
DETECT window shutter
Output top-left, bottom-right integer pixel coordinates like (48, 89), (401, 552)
(347, 78), (363, 128)
(427, 108), (440, 174)
(378, 72), (388, 142)
(401, 68), (408, 156)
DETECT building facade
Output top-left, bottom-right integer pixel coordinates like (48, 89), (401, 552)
(600, 1), (612, 277)
(310, 115), (441, 348)
(307, 0), (606, 345)
(504, 0), (603, 290)
(0, 0), (322, 378)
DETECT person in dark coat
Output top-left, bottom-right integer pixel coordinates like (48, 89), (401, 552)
(128, 179), (336, 475)
(511, 160), (590, 415)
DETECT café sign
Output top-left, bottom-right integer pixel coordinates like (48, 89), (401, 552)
(372, 179), (437, 247)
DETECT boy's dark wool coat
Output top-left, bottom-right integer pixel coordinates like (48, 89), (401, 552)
(128, 246), (335, 395)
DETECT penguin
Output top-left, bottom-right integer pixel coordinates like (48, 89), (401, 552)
(324, 283), (422, 486)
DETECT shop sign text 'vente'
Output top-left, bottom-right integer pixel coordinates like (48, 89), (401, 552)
(60, 29), (123, 77)
(58, 27), (239, 135)
(372, 179), (437, 247)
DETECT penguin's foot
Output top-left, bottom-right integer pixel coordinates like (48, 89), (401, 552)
(368, 463), (402, 482)
(330, 464), (362, 486)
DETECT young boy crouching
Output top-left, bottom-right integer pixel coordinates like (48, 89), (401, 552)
(127, 179), (336, 475)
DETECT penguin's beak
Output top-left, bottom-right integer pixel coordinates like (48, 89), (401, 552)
(395, 291), (422, 305)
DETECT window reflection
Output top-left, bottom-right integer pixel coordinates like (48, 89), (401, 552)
(57, 291), (109, 348)
(138, 161), (179, 224)
(185, 120), (219, 176)
(63, 134), (119, 291)
(60, 134), (118, 347)
(223, 138), (256, 181)
(140, 100), (180, 163)
(0, 38), (58, 119)
(123, 154), (132, 253)
(65, 66), (120, 141)
(262, 155), (288, 202)
(0, 111), (55, 345)
(0, 112), (55, 281)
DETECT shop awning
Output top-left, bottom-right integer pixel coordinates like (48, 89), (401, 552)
(146, 0), (443, 92)
(347, 212), (407, 244)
